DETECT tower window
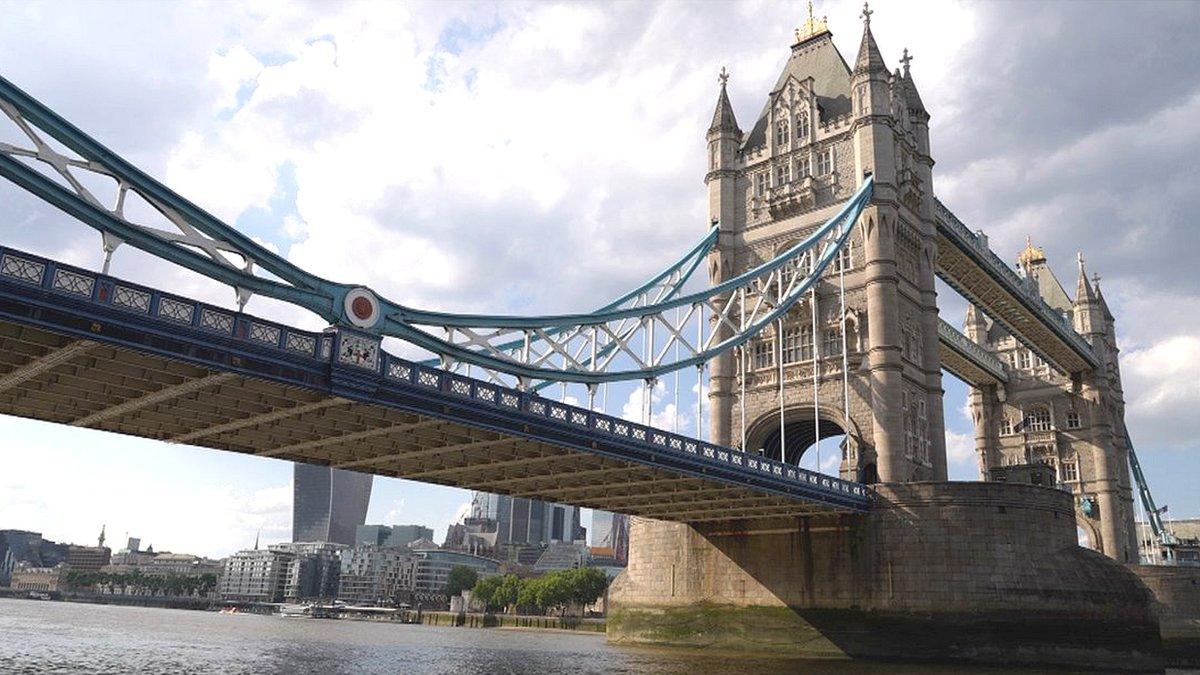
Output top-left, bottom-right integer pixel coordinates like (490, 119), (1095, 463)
(816, 147), (834, 176)
(1000, 416), (1014, 435)
(755, 172), (768, 197)
(824, 328), (842, 357)
(781, 326), (802, 364)
(1066, 410), (1081, 429)
(795, 156), (810, 179)
(753, 339), (773, 369)
(1024, 406), (1052, 432)
(796, 111), (810, 140)
(775, 118), (790, 146)
(1061, 460), (1078, 482)
(775, 162), (790, 186)
(830, 241), (852, 273)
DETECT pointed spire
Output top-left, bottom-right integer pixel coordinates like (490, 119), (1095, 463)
(1075, 252), (1097, 304)
(854, 2), (887, 75)
(1093, 272), (1114, 321)
(708, 67), (740, 134)
(98, 524), (106, 548)
(253, 530), (260, 551)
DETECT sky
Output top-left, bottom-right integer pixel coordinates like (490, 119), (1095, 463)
(1, 0), (1198, 558)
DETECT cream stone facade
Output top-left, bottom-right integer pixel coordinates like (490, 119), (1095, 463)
(965, 239), (1139, 563)
(705, 7), (945, 484)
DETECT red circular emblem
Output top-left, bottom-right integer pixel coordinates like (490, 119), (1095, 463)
(351, 296), (374, 320)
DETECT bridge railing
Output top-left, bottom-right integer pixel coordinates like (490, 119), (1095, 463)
(390, 354), (871, 506)
(936, 318), (1008, 383)
(933, 200), (1098, 367)
(0, 244), (871, 511)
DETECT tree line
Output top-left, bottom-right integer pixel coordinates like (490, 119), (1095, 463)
(468, 567), (608, 616)
(63, 569), (219, 598)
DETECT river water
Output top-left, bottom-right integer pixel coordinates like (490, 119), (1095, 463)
(0, 598), (1183, 674)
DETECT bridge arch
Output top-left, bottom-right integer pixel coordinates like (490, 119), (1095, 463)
(744, 405), (864, 476)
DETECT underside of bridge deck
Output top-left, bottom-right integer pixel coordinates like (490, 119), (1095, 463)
(0, 318), (843, 522)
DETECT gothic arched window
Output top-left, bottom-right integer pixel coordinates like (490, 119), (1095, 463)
(796, 111), (810, 140)
(775, 118), (790, 146)
(1025, 406), (1052, 432)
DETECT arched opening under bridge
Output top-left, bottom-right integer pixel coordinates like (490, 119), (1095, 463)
(745, 407), (868, 480)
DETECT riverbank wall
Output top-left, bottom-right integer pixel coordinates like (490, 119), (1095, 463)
(608, 482), (1164, 672)
(1130, 564), (1200, 667)
(418, 610), (605, 633)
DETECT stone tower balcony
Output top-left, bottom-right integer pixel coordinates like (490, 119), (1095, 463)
(766, 175), (820, 218)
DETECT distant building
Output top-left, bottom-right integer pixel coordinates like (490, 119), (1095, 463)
(66, 545), (111, 572)
(338, 545), (409, 606)
(443, 518), (500, 557)
(269, 542), (346, 600)
(468, 492), (585, 556)
(219, 549), (294, 603)
(10, 565), (64, 593)
(293, 462), (372, 546)
(0, 530), (68, 578)
(1137, 518), (1200, 565)
(404, 550), (499, 598)
(590, 511), (630, 565)
(355, 524), (433, 549)
(533, 542), (590, 572)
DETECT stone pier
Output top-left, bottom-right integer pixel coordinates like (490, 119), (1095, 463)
(608, 482), (1163, 671)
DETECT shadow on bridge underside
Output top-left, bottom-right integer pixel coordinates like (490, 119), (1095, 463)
(0, 306), (875, 525)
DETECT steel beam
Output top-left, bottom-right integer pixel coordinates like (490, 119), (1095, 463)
(0, 339), (95, 393)
(169, 397), (347, 443)
(258, 418), (445, 457)
(70, 372), (236, 427)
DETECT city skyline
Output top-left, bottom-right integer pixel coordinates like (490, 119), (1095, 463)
(1, 0), (1198, 559)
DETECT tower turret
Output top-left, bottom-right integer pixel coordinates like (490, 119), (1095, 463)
(706, 67), (742, 237)
(1072, 253), (1106, 339)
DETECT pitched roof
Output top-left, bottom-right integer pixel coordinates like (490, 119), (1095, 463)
(853, 22), (888, 75)
(742, 32), (852, 151)
(709, 83), (740, 134)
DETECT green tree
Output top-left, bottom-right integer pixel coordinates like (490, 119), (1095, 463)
(496, 574), (524, 613)
(566, 567), (608, 610)
(516, 576), (542, 612)
(445, 565), (479, 598)
(471, 575), (503, 610)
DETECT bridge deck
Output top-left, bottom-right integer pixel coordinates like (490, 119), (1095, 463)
(0, 246), (869, 520)
(934, 200), (1098, 374)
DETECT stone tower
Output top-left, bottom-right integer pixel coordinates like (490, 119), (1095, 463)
(965, 241), (1138, 562)
(704, 6), (946, 482)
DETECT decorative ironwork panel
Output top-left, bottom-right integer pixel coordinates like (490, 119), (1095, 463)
(387, 361), (412, 381)
(284, 333), (316, 355)
(112, 285), (151, 313)
(417, 370), (440, 387)
(248, 322), (281, 346)
(157, 297), (194, 324)
(52, 268), (94, 296)
(1, 254), (45, 284)
(450, 379), (471, 396)
(200, 309), (234, 334)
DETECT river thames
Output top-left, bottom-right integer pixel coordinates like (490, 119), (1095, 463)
(0, 598), (1188, 674)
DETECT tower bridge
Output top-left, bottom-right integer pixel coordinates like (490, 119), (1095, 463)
(0, 3), (1196, 670)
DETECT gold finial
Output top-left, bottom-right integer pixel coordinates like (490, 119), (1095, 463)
(795, 0), (828, 43)
(1017, 235), (1046, 268)
(718, 66), (729, 87)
